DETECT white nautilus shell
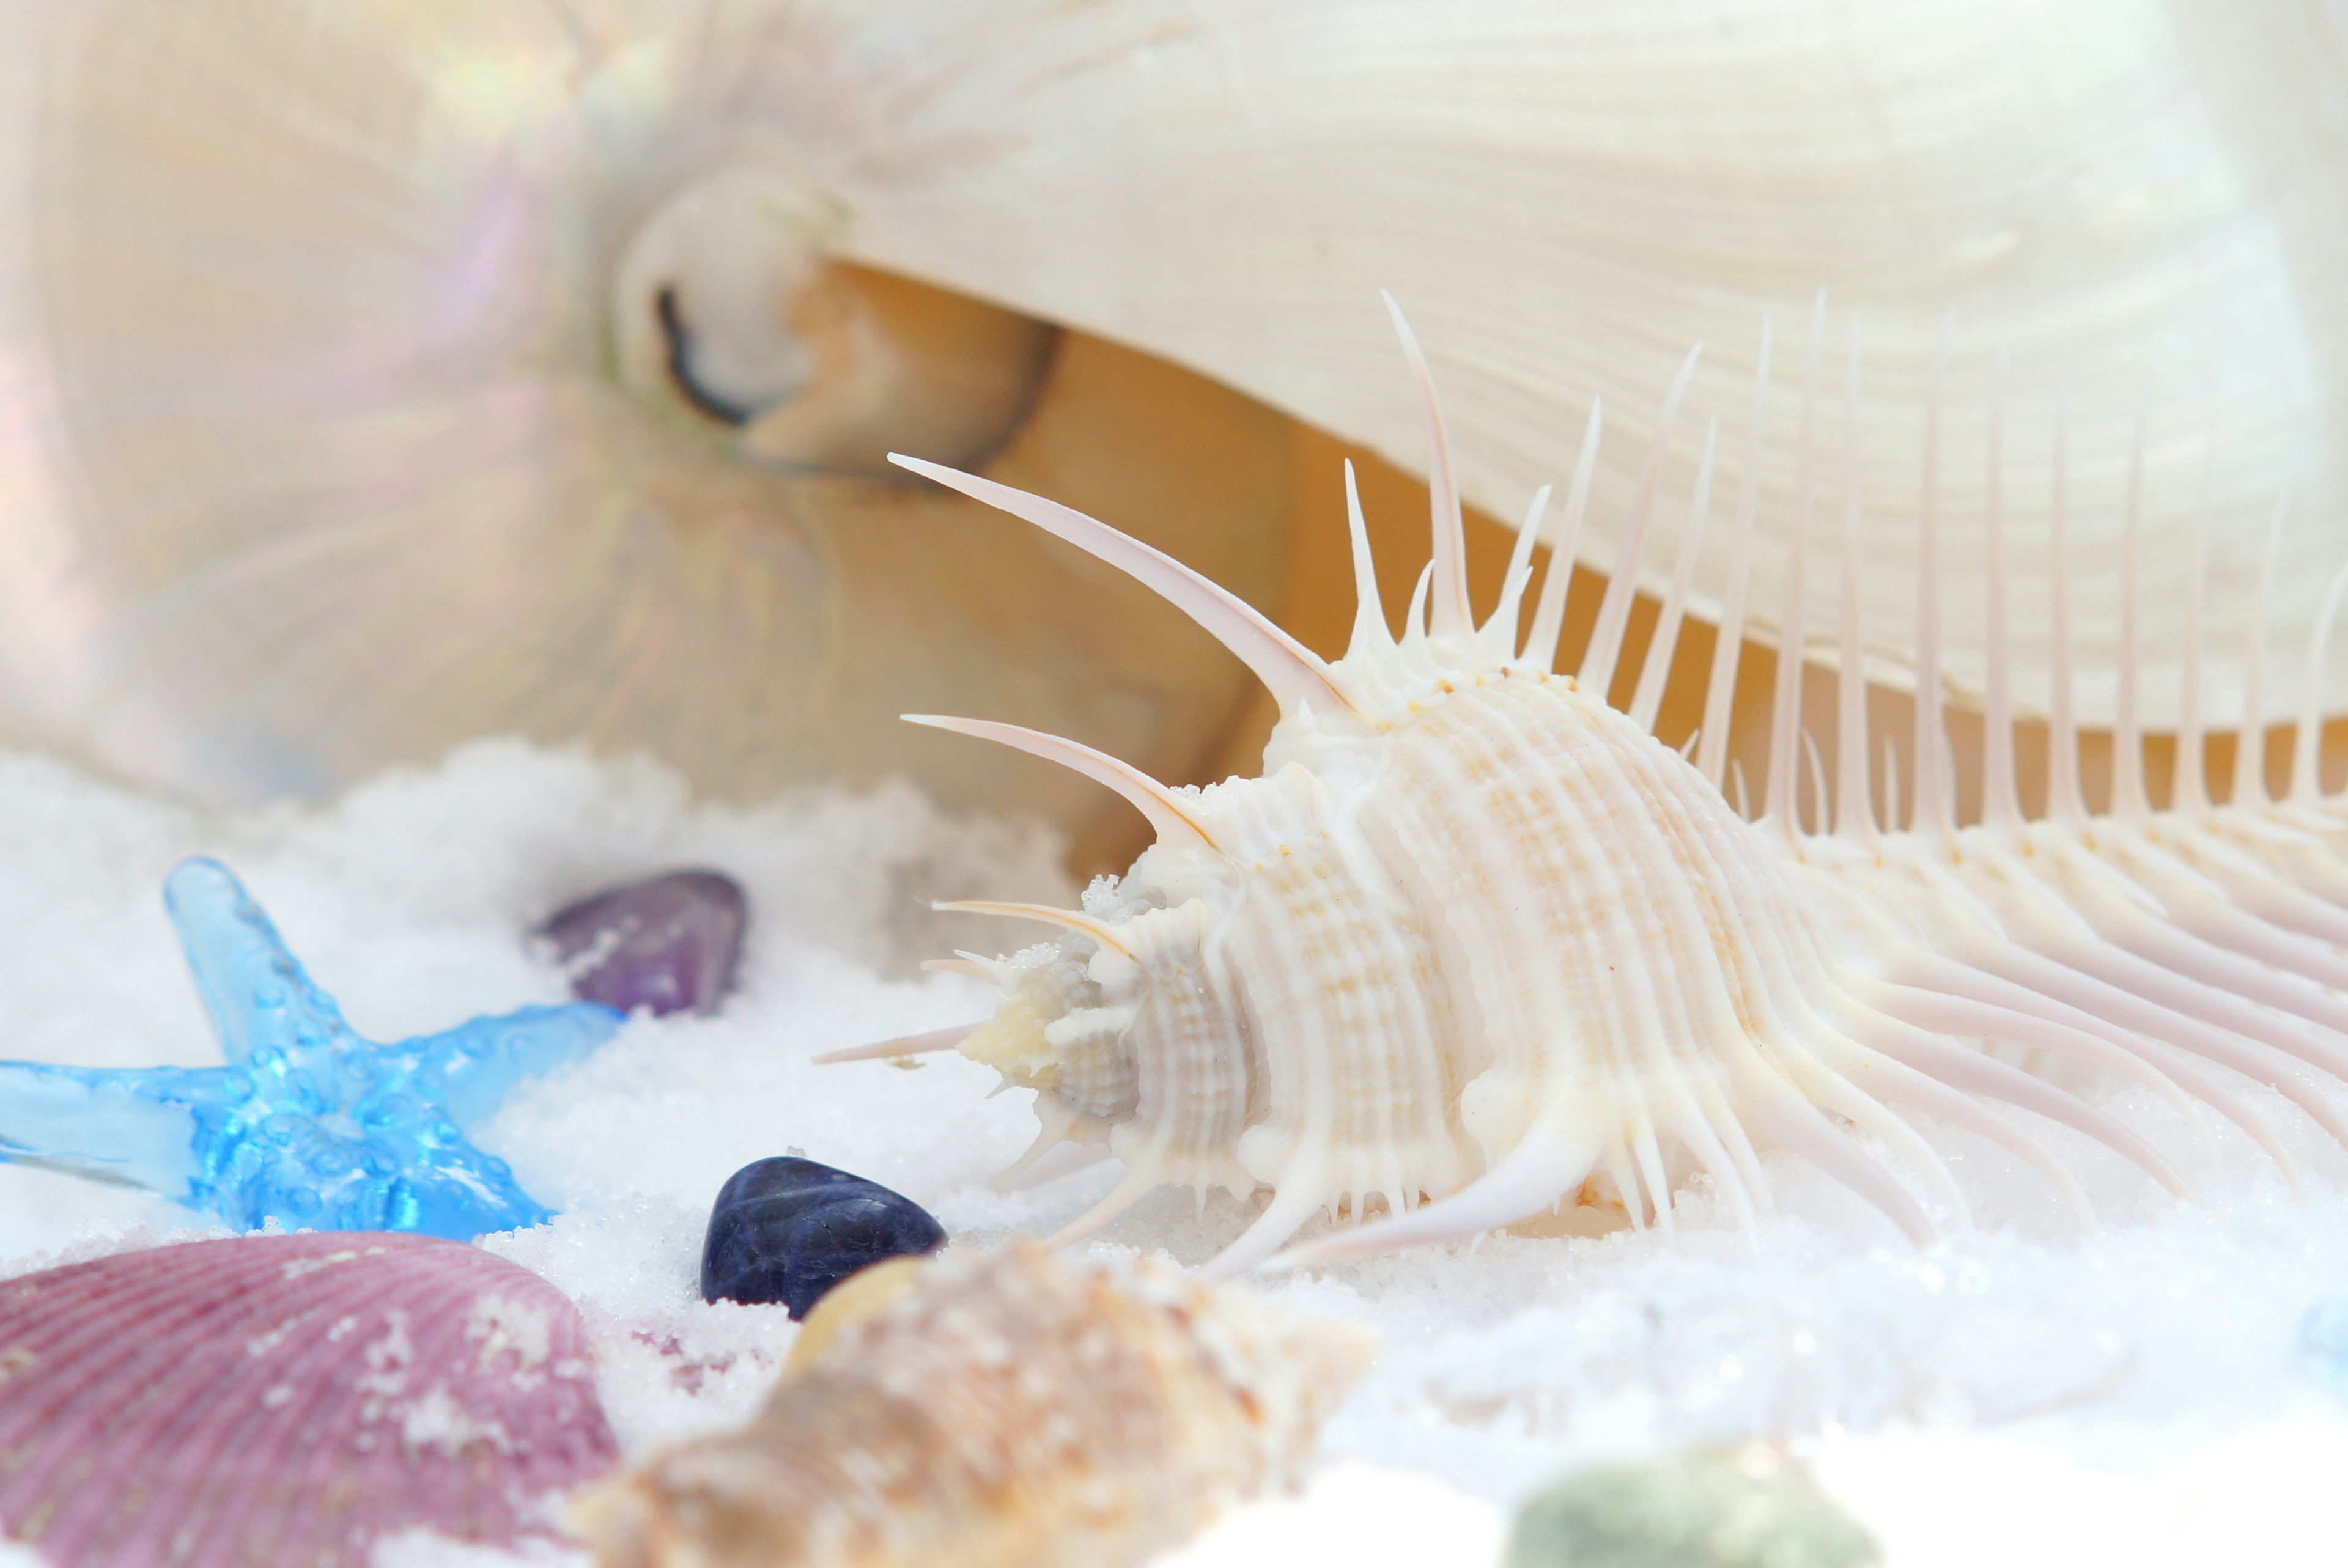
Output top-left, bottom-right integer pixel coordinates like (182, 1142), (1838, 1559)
(0, 0), (1298, 855)
(849, 303), (2348, 1273)
(1, 0), (2346, 842)
(876, 0), (2348, 728)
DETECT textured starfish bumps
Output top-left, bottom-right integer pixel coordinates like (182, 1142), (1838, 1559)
(0, 858), (620, 1240)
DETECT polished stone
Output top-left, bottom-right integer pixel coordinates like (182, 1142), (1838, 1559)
(1506, 1445), (1878, 1568)
(701, 1155), (946, 1318)
(540, 869), (745, 1017)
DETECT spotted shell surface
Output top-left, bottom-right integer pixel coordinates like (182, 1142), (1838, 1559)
(0, 1232), (619, 1566)
(576, 1242), (1376, 1568)
(877, 306), (2348, 1275)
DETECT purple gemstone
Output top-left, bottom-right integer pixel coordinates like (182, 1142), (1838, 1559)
(539, 870), (746, 1017)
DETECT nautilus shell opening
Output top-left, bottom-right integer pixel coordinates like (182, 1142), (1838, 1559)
(843, 300), (2348, 1277)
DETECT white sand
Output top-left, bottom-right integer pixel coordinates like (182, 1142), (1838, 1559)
(0, 741), (2342, 1566)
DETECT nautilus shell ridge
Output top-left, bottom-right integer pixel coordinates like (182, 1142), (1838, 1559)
(843, 0), (2348, 727)
(861, 307), (2348, 1273)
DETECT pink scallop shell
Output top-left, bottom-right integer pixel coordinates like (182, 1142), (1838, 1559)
(0, 1232), (619, 1566)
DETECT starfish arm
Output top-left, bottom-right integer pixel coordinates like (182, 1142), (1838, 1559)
(188, 1114), (556, 1241)
(400, 1003), (626, 1130)
(0, 1060), (207, 1197)
(4, 863), (626, 1241)
(350, 1131), (557, 1240)
(164, 856), (358, 1066)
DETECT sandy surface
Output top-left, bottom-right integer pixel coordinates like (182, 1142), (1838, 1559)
(0, 742), (2342, 1566)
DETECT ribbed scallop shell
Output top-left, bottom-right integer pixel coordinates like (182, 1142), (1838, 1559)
(0, 1232), (619, 1566)
(869, 306), (2348, 1273)
(575, 1242), (1376, 1568)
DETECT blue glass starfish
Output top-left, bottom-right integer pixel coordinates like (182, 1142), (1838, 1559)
(0, 858), (621, 1240)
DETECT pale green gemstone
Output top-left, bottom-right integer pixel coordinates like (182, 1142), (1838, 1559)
(1505, 1445), (1878, 1568)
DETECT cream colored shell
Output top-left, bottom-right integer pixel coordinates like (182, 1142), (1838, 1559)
(836, 0), (2348, 726)
(1, 0), (2345, 830)
(873, 309), (2348, 1271)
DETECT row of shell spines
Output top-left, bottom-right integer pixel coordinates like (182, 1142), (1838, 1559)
(1124, 763), (1480, 1216)
(1348, 671), (1828, 1171)
(1323, 624), (1526, 726)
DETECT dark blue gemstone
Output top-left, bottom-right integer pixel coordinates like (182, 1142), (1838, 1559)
(700, 1157), (946, 1317)
(539, 870), (746, 1017)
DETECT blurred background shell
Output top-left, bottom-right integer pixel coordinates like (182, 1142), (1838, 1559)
(1, 0), (2346, 859)
(0, 0), (1296, 869)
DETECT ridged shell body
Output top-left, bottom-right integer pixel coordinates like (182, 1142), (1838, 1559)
(576, 1243), (1375, 1568)
(889, 314), (2348, 1272)
(0, 1232), (619, 1566)
(960, 650), (1869, 1266)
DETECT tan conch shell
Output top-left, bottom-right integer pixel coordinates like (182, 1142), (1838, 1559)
(1, 0), (2346, 847)
(851, 308), (2348, 1272)
(572, 1243), (1376, 1568)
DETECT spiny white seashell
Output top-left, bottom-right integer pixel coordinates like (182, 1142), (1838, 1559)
(572, 1242), (1375, 1568)
(0, 1232), (619, 1566)
(2, 1), (2346, 835)
(861, 301), (2348, 1273)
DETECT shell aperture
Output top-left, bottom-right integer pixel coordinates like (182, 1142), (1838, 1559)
(610, 160), (1057, 475)
(0, 2), (1288, 865)
(879, 306), (2348, 1271)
